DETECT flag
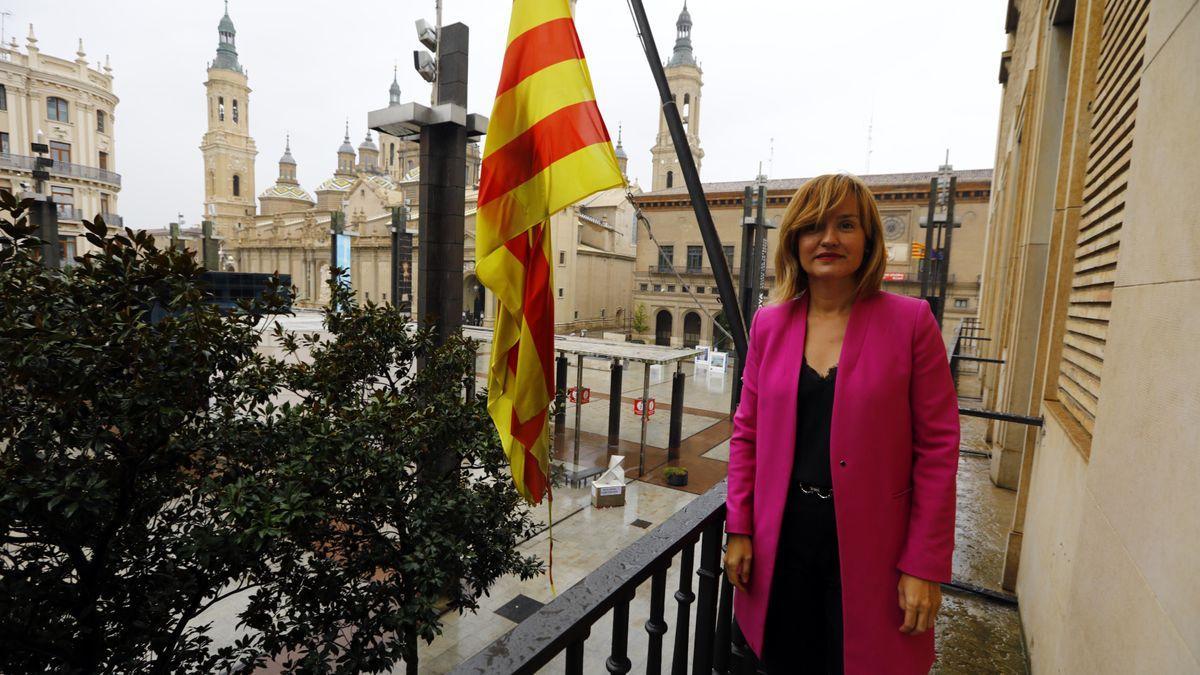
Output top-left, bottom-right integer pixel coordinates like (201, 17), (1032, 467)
(477, 0), (624, 504)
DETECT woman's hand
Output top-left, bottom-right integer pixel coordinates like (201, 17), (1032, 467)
(724, 534), (753, 592)
(897, 573), (942, 634)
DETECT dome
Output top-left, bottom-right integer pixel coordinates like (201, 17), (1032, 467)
(260, 184), (314, 202)
(280, 137), (297, 165)
(367, 174), (397, 191)
(358, 131), (378, 152)
(317, 176), (355, 192)
(218, 12), (236, 34)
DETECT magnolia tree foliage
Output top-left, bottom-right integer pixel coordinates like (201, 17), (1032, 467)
(0, 191), (541, 674)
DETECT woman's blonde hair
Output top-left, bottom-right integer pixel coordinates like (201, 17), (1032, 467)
(769, 173), (886, 304)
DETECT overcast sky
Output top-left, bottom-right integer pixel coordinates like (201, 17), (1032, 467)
(15, 0), (1006, 229)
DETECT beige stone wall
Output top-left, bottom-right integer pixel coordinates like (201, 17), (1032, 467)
(979, 0), (1199, 670)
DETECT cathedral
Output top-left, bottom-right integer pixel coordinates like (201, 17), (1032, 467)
(201, 4), (639, 333)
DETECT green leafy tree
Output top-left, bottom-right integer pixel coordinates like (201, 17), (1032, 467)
(0, 191), (541, 674)
(632, 303), (649, 335)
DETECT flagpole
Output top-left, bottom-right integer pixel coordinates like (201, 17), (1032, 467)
(626, 0), (748, 369)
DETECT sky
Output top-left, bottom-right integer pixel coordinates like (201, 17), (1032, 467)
(13, 0), (1007, 229)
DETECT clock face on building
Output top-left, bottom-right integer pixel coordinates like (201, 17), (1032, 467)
(883, 215), (907, 241)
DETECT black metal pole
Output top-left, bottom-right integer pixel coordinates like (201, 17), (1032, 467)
(668, 366), (685, 458)
(627, 0), (747, 371)
(608, 358), (623, 450)
(732, 186), (755, 411)
(390, 206), (402, 307)
(936, 176), (957, 327)
(748, 184), (767, 323)
(920, 177), (937, 299)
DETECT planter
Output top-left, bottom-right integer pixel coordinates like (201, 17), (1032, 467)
(665, 471), (689, 487)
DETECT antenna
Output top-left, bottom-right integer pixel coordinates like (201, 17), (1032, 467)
(768, 137), (775, 178)
(865, 110), (874, 174)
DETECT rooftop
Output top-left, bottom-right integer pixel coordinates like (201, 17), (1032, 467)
(635, 168), (994, 200)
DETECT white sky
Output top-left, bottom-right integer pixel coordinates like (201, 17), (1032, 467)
(14, 0), (1007, 229)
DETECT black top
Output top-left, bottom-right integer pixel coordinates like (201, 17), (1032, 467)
(792, 358), (837, 489)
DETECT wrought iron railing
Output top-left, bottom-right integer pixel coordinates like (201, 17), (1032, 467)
(646, 265), (774, 279)
(452, 482), (755, 675)
(0, 152), (122, 187)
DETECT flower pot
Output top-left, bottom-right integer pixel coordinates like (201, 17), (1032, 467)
(666, 472), (688, 487)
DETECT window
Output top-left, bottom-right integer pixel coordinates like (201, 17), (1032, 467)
(954, 297), (968, 309)
(0, 84), (6, 110)
(49, 141), (71, 164)
(59, 236), (77, 268)
(47, 97), (69, 122)
(682, 285), (690, 293)
(98, 151), (108, 171)
(390, 143), (395, 166)
(232, 174), (241, 197)
(600, 308), (606, 318)
(574, 311), (579, 319)
(51, 186), (74, 219)
(722, 245), (735, 270)
(657, 245), (674, 271)
(666, 170), (674, 188)
(667, 285), (675, 293)
(558, 287), (564, 298)
(0, 132), (8, 155)
(559, 250), (566, 265)
(653, 284), (662, 292)
(100, 194), (110, 215)
(686, 245), (703, 272)
(218, 97), (225, 122)
(232, 99), (239, 124)
(640, 283), (648, 291)
(97, 110), (106, 133)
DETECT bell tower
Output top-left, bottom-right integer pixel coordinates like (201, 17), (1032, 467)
(201, 1), (257, 242)
(650, 2), (704, 191)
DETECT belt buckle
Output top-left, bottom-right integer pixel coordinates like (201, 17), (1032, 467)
(797, 482), (833, 500)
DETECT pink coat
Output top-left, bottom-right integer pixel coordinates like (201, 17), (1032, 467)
(726, 291), (959, 674)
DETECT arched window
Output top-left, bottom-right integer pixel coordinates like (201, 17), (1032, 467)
(47, 96), (69, 122)
(666, 170), (674, 188)
(389, 143), (395, 166)
(232, 99), (239, 124)
(97, 110), (106, 133)
(218, 97), (225, 122)
(682, 93), (690, 132)
(232, 174), (241, 197)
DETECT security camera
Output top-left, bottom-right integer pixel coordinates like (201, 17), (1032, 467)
(413, 50), (437, 83)
(415, 19), (438, 51)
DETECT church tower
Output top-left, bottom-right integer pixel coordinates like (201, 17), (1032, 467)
(650, 2), (704, 191)
(200, 1), (257, 241)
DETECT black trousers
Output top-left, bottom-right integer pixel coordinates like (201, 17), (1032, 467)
(761, 488), (844, 675)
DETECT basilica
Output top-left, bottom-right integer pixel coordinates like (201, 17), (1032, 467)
(200, 4), (639, 332)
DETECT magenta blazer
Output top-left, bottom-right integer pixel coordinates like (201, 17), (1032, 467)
(727, 290), (959, 674)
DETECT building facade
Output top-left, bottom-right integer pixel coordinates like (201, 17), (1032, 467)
(631, 171), (993, 349)
(978, 0), (1198, 671)
(0, 25), (121, 259)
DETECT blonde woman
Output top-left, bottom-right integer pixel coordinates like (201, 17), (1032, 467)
(724, 174), (959, 673)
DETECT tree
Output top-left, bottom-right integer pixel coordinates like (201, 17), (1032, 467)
(0, 192), (541, 674)
(632, 303), (649, 335)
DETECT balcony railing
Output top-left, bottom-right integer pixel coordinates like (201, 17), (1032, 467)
(453, 482), (754, 675)
(0, 152), (122, 187)
(55, 206), (83, 222)
(647, 265), (774, 278)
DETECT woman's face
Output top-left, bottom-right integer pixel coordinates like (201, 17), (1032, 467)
(795, 193), (868, 284)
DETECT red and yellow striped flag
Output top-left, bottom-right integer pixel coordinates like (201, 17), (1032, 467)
(478, 0), (624, 504)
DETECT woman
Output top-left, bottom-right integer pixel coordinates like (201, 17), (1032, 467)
(724, 174), (959, 674)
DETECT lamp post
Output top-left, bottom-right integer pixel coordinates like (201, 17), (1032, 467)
(29, 135), (59, 268)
